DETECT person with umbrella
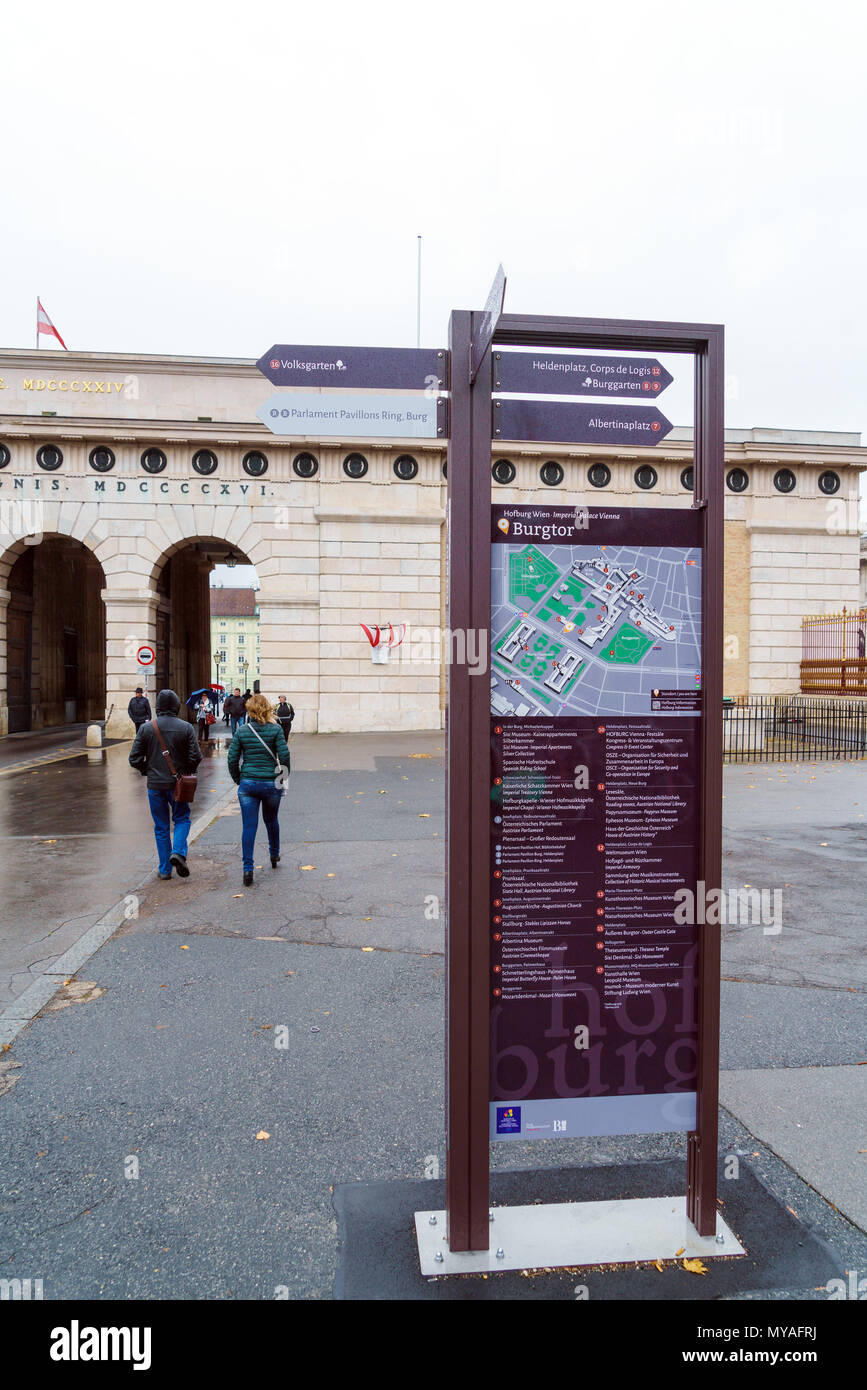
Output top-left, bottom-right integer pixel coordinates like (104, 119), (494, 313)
(195, 692), (212, 742)
(186, 687), (219, 743)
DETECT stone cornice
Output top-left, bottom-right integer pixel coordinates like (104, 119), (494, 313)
(0, 348), (259, 378)
(258, 590), (320, 606)
(314, 507), (445, 526)
(746, 520), (861, 536)
(99, 587), (160, 604)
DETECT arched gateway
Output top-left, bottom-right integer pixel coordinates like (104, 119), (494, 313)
(0, 348), (448, 738)
(0, 347), (864, 737)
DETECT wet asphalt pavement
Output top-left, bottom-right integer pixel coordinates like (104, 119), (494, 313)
(0, 733), (864, 1299)
(0, 730), (235, 1012)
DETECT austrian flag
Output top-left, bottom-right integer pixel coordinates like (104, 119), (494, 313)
(36, 299), (67, 349)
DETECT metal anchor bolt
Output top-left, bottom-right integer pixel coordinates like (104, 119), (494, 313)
(434, 1251), (444, 1263)
(496, 1248), (505, 1259)
(429, 1215), (437, 1225)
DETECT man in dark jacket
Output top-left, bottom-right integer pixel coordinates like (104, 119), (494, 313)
(275, 698), (295, 740)
(127, 687), (152, 731)
(224, 688), (246, 735)
(129, 689), (202, 879)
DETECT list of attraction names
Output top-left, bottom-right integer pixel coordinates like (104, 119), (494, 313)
(489, 506), (702, 1140)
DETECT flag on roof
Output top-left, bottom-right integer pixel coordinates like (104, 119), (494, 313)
(37, 299), (67, 349)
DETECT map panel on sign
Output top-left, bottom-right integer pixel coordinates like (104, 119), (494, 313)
(491, 540), (702, 719)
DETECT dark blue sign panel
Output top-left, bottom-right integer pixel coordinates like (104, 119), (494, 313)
(494, 352), (673, 398)
(493, 399), (674, 446)
(470, 263), (507, 384)
(257, 344), (448, 391)
(488, 504), (703, 1141)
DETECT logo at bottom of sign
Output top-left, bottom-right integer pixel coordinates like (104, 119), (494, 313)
(495, 1105), (521, 1135)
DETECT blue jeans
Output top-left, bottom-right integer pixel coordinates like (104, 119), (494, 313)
(237, 778), (283, 871)
(230, 715), (246, 735)
(147, 788), (192, 875)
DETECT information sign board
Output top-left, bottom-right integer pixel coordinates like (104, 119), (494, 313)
(489, 504), (702, 1140)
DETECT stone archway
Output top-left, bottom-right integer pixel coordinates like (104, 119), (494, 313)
(151, 537), (257, 715)
(0, 533), (106, 734)
(100, 503), (275, 738)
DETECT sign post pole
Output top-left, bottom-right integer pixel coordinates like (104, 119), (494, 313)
(445, 309), (493, 1251)
(686, 325), (725, 1236)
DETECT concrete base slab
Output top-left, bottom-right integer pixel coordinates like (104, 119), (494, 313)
(334, 1160), (844, 1300)
(415, 1195), (744, 1275)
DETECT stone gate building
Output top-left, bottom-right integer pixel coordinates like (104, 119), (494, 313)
(0, 347), (863, 738)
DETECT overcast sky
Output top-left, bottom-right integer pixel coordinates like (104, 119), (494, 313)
(3, 1), (866, 443)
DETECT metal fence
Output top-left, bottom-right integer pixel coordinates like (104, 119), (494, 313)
(723, 694), (867, 762)
(801, 608), (867, 694)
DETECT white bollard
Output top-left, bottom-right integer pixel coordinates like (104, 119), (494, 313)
(86, 724), (103, 748)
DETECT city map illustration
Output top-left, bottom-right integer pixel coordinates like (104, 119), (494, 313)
(490, 541), (702, 718)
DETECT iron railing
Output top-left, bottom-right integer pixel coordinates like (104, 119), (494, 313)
(723, 694), (867, 762)
(801, 608), (867, 694)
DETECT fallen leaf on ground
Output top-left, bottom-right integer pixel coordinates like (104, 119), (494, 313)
(675, 1247), (685, 1256)
(300, 864), (316, 871)
(46, 981), (105, 1011)
(682, 1259), (707, 1275)
(255, 1130), (270, 1141)
(418, 813), (430, 818)
(361, 947), (374, 952)
(232, 893), (244, 898)
(180, 945), (189, 950)
(653, 1259), (664, 1272)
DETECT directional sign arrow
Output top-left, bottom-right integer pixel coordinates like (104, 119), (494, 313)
(493, 352), (673, 398)
(257, 391), (447, 439)
(493, 398), (674, 446)
(470, 264), (506, 385)
(256, 344), (448, 391)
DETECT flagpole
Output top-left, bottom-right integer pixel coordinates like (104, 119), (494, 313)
(36, 298), (39, 350)
(416, 236), (422, 348)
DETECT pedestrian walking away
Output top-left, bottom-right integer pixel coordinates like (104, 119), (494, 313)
(224, 687), (246, 735)
(275, 696), (295, 742)
(227, 693), (290, 886)
(195, 693), (212, 742)
(127, 686), (152, 732)
(129, 688), (202, 879)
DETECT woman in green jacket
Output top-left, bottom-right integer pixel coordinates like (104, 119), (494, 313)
(227, 693), (291, 885)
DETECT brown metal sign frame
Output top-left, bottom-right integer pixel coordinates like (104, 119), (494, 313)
(445, 311), (724, 1251)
